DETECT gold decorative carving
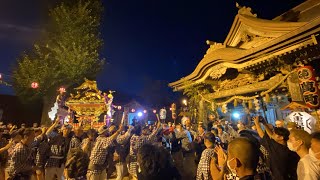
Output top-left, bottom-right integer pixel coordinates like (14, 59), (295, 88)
(216, 73), (258, 91)
(236, 2), (257, 17)
(75, 78), (99, 92)
(209, 64), (228, 79)
(208, 74), (284, 99)
(205, 41), (226, 57)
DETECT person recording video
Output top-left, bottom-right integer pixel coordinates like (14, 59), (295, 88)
(253, 116), (299, 180)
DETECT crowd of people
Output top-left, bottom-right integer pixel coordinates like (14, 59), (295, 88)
(0, 114), (320, 180)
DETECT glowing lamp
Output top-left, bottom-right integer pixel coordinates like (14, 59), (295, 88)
(0, 73), (2, 79)
(153, 110), (156, 114)
(138, 112), (143, 117)
(131, 109), (135, 113)
(182, 99), (187, 106)
(143, 110), (147, 113)
(117, 106), (122, 110)
(31, 82), (39, 89)
(233, 112), (240, 119)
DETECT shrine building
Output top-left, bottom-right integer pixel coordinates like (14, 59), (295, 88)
(169, 0), (320, 126)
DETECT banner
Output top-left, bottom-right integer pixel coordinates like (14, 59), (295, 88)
(298, 66), (320, 108)
(288, 72), (304, 102)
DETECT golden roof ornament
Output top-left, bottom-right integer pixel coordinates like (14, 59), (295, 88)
(75, 78), (99, 92)
(205, 40), (226, 57)
(66, 78), (106, 125)
(236, 2), (257, 17)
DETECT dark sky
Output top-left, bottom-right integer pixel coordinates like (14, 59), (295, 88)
(0, 0), (304, 100)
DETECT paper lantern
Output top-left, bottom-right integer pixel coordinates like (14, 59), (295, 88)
(31, 82), (39, 89)
(298, 66), (320, 108)
(160, 108), (166, 120)
(286, 111), (316, 133)
(171, 103), (177, 120)
(59, 87), (66, 93)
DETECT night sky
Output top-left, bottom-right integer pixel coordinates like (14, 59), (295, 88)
(0, 0), (305, 103)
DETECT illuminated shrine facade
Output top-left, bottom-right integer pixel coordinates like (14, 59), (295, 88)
(169, 0), (320, 125)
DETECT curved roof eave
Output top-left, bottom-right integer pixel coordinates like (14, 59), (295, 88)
(169, 11), (320, 90)
(168, 47), (247, 87)
(224, 14), (308, 46)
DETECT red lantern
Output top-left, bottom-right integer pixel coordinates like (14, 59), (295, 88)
(171, 103), (177, 120)
(31, 82), (39, 89)
(298, 66), (320, 108)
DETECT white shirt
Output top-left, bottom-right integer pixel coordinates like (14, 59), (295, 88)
(297, 154), (320, 180)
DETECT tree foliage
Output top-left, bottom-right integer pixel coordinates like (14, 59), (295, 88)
(12, 0), (104, 102)
(182, 81), (213, 119)
(47, 0), (104, 82)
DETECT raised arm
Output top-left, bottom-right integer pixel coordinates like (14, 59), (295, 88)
(9, 125), (17, 134)
(117, 126), (133, 144)
(109, 124), (123, 141)
(147, 115), (162, 139)
(46, 119), (60, 136)
(263, 122), (274, 138)
(253, 116), (265, 138)
(0, 140), (13, 154)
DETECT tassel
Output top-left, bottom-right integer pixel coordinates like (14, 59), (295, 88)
(234, 99), (238, 107)
(265, 94), (270, 103)
(211, 102), (215, 111)
(248, 100), (253, 110)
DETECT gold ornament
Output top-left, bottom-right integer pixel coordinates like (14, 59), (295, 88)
(234, 99), (238, 107)
(248, 100), (253, 110)
(66, 78), (107, 129)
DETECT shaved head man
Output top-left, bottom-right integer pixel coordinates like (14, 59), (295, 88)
(227, 138), (259, 180)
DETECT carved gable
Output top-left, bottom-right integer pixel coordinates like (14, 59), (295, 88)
(216, 73), (258, 91)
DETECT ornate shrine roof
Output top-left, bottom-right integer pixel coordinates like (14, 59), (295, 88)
(169, 1), (320, 91)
